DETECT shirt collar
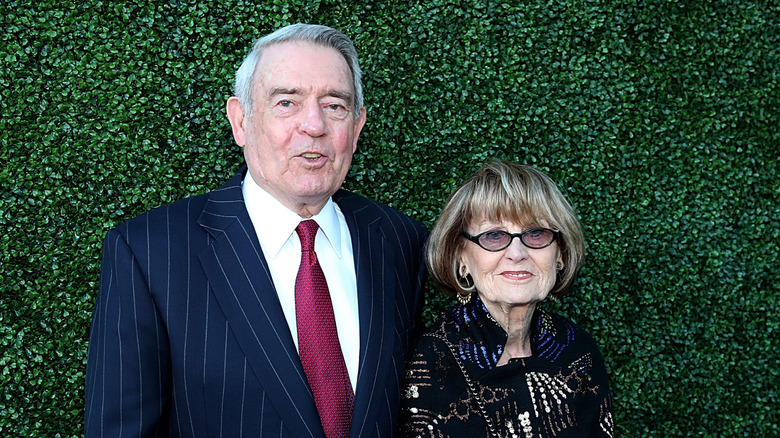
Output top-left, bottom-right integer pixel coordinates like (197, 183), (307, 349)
(242, 171), (343, 259)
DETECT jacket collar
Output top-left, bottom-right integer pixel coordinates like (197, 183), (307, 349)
(197, 167), (395, 437)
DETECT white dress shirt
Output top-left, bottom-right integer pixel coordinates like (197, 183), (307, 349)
(242, 173), (359, 390)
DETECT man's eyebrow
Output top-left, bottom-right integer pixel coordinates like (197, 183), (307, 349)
(325, 89), (354, 106)
(267, 87), (353, 105)
(269, 87), (301, 97)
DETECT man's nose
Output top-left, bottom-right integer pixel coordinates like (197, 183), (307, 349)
(300, 103), (326, 136)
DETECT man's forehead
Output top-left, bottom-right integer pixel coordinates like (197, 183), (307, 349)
(253, 42), (353, 100)
(257, 41), (347, 72)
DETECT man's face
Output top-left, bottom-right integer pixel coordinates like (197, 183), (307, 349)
(227, 41), (366, 217)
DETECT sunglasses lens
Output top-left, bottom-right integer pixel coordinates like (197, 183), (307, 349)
(469, 228), (557, 251)
(478, 231), (511, 250)
(522, 229), (555, 248)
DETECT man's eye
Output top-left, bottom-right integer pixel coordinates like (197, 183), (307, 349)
(326, 103), (349, 115)
(279, 100), (293, 107)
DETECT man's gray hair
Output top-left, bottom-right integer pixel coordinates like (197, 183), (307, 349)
(233, 23), (364, 121)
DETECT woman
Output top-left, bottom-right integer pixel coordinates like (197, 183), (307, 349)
(399, 160), (614, 437)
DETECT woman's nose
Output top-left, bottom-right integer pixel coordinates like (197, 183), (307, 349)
(504, 236), (529, 260)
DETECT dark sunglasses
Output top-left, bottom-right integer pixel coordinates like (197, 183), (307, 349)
(461, 228), (560, 251)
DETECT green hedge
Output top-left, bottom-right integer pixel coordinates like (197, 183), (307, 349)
(1, 0), (777, 436)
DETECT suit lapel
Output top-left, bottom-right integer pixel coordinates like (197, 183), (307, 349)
(197, 168), (323, 438)
(335, 191), (397, 437)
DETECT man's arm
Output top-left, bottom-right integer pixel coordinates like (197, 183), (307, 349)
(84, 228), (172, 437)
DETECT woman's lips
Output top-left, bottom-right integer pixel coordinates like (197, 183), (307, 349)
(501, 271), (533, 280)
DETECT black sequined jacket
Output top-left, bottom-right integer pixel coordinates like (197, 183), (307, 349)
(398, 295), (614, 438)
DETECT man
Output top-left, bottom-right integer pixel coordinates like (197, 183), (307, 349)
(85, 24), (428, 437)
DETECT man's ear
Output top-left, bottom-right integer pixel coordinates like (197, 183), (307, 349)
(226, 97), (247, 146)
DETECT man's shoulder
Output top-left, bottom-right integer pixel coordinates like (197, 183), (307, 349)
(123, 192), (209, 226)
(333, 189), (426, 231)
(112, 169), (244, 235)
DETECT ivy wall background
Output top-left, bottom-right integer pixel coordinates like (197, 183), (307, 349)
(1, 0), (777, 436)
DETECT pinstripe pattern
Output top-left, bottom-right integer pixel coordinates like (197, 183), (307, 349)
(85, 166), (428, 437)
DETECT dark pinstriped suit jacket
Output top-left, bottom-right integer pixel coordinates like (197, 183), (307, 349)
(84, 166), (428, 437)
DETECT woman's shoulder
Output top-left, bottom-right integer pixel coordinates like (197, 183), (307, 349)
(418, 303), (469, 335)
(412, 309), (458, 347)
(533, 309), (608, 381)
(534, 310), (599, 345)
(409, 305), (481, 360)
(416, 300), (498, 343)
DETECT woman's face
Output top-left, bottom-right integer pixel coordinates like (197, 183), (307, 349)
(460, 218), (562, 309)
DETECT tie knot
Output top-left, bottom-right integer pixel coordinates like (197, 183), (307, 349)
(296, 220), (320, 252)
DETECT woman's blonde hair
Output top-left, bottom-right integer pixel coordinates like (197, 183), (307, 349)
(426, 160), (585, 299)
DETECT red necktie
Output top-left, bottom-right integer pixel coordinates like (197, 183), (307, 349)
(295, 220), (354, 438)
